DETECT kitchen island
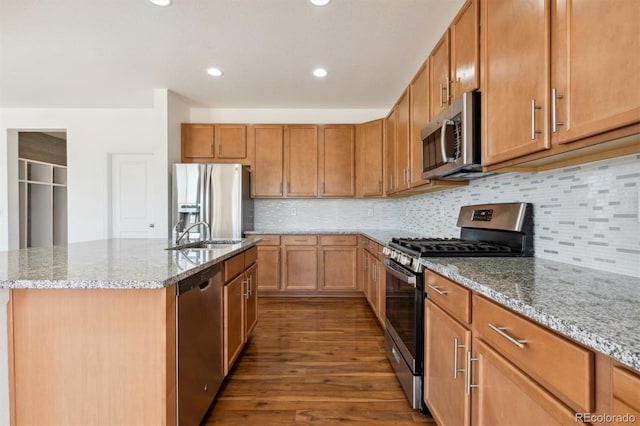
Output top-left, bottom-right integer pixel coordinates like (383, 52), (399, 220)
(0, 238), (259, 426)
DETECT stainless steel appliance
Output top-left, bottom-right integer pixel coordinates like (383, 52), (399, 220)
(177, 263), (224, 426)
(421, 91), (490, 181)
(382, 202), (534, 411)
(171, 163), (254, 240)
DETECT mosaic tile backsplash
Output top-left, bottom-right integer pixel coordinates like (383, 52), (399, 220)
(254, 153), (640, 277)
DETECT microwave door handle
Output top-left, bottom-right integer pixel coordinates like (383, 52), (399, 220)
(440, 119), (454, 163)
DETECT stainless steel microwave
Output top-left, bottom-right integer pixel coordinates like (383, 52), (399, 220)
(421, 91), (489, 180)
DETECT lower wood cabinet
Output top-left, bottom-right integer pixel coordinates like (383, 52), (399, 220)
(256, 235), (281, 292)
(223, 247), (258, 375)
(612, 366), (640, 420)
(362, 237), (386, 328)
(283, 246), (318, 290)
(424, 299), (471, 426)
(319, 235), (358, 291)
(471, 339), (577, 425)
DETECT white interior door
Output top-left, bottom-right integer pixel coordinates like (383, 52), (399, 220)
(110, 154), (155, 238)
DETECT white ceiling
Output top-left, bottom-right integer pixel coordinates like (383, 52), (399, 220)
(0, 0), (465, 109)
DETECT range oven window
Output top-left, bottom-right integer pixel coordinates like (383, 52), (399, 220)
(385, 263), (424, 373)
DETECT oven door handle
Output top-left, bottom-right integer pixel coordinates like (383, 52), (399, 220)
(383, 259), (417, 287)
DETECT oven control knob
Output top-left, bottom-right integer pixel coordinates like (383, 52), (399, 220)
(412, 259), (421, 271)
(400, 255), (410, 266)
(391, 251), (399, 260)
(382, 247), (391, 256)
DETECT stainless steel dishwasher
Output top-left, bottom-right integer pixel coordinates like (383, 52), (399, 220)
(176, 263), (224, 426)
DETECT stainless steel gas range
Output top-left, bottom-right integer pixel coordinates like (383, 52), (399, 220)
(382, 202), (534, 411)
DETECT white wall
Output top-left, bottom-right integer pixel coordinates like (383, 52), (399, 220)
(0, 107), (167, 250)
(190, 108), (388, 124)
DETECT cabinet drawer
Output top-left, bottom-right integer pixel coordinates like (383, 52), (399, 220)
(224, 253), (245, 282)
(424, 271), (471, 324)
(319, 235), (357, 246)
(255, 235), (280, 246)
(473, 295), (594, 412)
(612, 366), (640, 416)
(244, 246), (258, 268)
(282, 235), (317, 245)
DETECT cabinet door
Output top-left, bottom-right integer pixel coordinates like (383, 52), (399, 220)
(384, 108), (397, 195)
(424, 300), (471, 426)
(376, 258), (386, 328)
(362, 250), (369, 299)
(367, 254), (378, 313)
(551, 0), (640, 145)
(181, 124), (215, 161)
(257, 246), (281, 291)
(395, 91), (411, 191)
(215, 124), (247, 159)
(481, 0), (551, 166)
(471, 339), (577, 426)
(286, 125), (319, 197)
(319, 125), (356, 197)
(356, 119), (384, 197)
(409, 63), (430, 187)
(319, 246), (358, 291)
(245, 263), (258, 337)
(252, 125), (284, 197)
(283, 246), (318, 290)
(224, 274), (246, 375)
(450, 0), (479, 99)
(429, 31), (451, 119)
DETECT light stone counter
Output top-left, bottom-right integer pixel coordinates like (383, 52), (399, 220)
(423, 257), (640, 372)
(0, 238), (260, 289)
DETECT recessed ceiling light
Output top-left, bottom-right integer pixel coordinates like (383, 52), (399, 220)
(313, 68), (328, 78)
(206, 67), (223, 77)
(310, 0), (331, 5)
(149, 0), (172, 6)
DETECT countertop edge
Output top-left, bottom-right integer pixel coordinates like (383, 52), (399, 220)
(423, 260), (640, 372)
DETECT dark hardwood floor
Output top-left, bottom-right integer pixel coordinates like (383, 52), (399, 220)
(203, 297), (434, 425)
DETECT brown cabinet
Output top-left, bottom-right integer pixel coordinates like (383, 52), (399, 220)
(450, 0), (480, 100)
(252, 125), (284, 197)
(471, 339), (577, 425)
(481, 0), (551, 166)
(409, 63), (430, 188)
(285, 125), (319, 197)
(215, 124), (247, 159)
(182, 124), (215, 161)
(429, 31), (451, 119)
(362, 237), (386, 328)
(223, 247), (259, 375)
(551, 0), (640, 146)
(424, 300), (471, 426)
(612, 366), (640, 420)
(182, 123), (248, 163)
(384, 108), (397, 195)
(256, 235), (281, 292)
(319, 125), (356, 197)
(395, 91), (411, 191)
(282, 236), (318, 291)
(356, 119), (384, 197)
(482, 0), (639, 168)
(319, 238), (358, 291)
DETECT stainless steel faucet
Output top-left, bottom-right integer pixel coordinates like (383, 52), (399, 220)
(175, 221), (211, 244)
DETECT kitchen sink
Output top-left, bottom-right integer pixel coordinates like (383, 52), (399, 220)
(167, 240), (243, 250)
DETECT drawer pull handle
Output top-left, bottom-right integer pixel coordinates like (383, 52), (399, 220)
(428, 284), (448, 296)
(488, 323), (527, 349)
(294, 239), (308, 242)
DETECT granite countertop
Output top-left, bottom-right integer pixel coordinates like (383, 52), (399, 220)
(0, 238), (260, 290)
(423, 257), (640, 372)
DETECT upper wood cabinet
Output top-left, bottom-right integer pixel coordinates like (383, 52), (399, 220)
(356, 119), (384, 197)
(482, 0), (639, 168)
(285, 125), (318, 197)
(450, 0), (480, 100)
(215, 124), (247, 159)
(395, 91), (411, 192)
(181, 123), (248, 163)
(409, 63), (430, 188)
(384, 108), (397, 195)
(181, 124), (215, 160)
(319, 125), (356, 197)
(551, 0), (640, 145)
(429, 31), (451, 119)
(251, 125), (284, 197)
(481, 0), (551, 166)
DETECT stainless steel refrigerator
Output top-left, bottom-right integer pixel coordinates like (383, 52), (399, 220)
(171, 163), (253, 240)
